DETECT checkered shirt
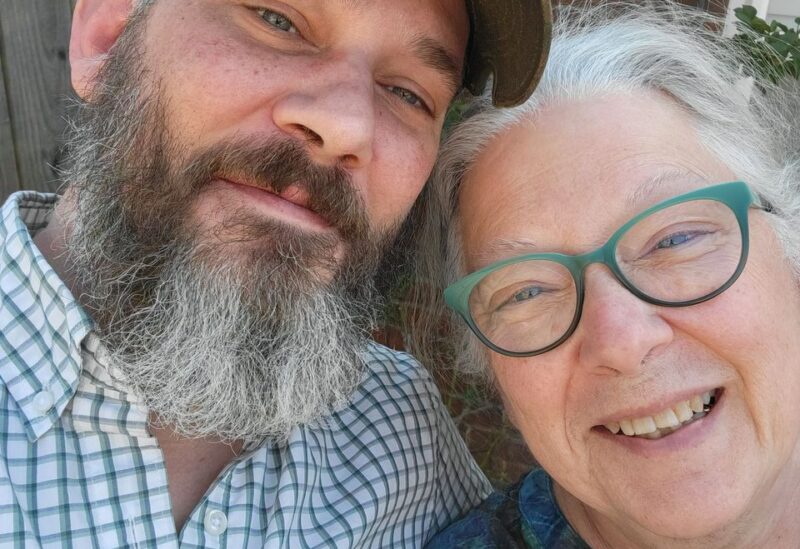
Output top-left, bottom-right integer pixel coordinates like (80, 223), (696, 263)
(0, 191), (491, 548)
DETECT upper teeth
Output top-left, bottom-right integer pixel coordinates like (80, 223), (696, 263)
(604, 390), (714, 437)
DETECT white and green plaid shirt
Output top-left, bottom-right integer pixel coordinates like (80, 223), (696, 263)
(0, 191), (491, 548)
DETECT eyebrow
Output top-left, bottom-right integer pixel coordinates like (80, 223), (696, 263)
(409, 35), (464, 96)
(339, 0), (370, 9)
(625, 168), (709, 208)
(328, 0), (464, 96)
(472, 169), (713, 269)
(473, 238), (541, 270)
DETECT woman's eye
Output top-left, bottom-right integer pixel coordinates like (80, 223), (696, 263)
(490, 284), (547, 314)
(387, 86), (428, 112)
(655, 232), (698, 249)
(257, 8), (298, 33)
(512, 286), (543, 303)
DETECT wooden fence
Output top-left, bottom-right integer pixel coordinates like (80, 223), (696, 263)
(0, 0), (76, 203)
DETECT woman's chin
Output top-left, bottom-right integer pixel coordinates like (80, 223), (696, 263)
(557, 476), (753, 544)
(555, 434), (762, 544)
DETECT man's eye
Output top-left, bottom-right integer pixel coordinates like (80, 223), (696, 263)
(387, 86), (429, 112)
(256, 8), (298, 33)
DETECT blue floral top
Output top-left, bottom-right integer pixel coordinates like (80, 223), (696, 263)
(427, 468), (590, 548)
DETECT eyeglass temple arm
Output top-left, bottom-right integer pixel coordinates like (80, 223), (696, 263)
(752, 192), (775, 213)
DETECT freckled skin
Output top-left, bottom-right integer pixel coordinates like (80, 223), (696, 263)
(138, 0), (469, 239)
(459, 91), (800, 548)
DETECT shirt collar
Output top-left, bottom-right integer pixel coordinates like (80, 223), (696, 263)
(0, 191), (93, 441)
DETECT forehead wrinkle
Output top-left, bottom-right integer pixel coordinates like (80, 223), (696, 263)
(335, 0), (369, 12)
(409, 35), (464, 95)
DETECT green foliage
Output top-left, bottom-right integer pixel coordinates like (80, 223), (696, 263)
(732, 5), (800, 83)
(444, 97), (469, 133)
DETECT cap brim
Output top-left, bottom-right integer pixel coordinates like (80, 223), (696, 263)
(465, 0), (553, 107)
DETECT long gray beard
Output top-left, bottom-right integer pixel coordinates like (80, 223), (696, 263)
(65, 160), (384, 445)
(98, 244), (378, 444)
(59, 10), (390, 444)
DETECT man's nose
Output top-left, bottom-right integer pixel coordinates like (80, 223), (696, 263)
(575, 265), (674, 376)
(272, 61), (375, 169)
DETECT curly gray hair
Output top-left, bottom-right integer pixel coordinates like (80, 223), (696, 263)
(407, 0), (800, 377)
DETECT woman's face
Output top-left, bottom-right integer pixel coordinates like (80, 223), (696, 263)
(457, 91), (800, 543)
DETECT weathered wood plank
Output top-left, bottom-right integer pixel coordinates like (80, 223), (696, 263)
(0, 42), (21, 201)
(0, 0), (75, 194)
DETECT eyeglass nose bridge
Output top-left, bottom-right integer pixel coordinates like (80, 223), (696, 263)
(573, 233), (642, 284)
(556, 237), (679, 354)
(558, 240), (631, 337)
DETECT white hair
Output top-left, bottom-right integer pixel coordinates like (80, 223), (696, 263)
(408, 1), (800, 376)
(132, 0), (155, 15)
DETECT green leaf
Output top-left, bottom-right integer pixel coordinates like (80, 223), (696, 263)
(767, 37), (791, 56)
(751, 17), (771, 33)
(730, 5), (800, 83)
(735, 5), (757, 23)
(444, 99), (468, 132)
(789, 59), (800, 79)
(770, 20), (789, 32)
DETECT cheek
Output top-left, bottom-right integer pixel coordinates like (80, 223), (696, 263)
(712, 239), (800, 369)
(492, 360), (572, 460)
(737, 264), (800, 433)
(670, 229), (800, 440)
(367, 124), (438, 225)
(147, 24), (291, 141)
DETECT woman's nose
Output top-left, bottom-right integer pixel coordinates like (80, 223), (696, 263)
(575, 265), (674, 376)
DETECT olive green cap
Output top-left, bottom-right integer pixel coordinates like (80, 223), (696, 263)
(464, 0), (552, 107)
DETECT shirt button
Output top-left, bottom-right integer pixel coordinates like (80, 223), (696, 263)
(33, 390), (55, 414)
(204, 509), (228, 536)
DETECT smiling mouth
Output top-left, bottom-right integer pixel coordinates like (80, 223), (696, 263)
(228, 178), (311, 209)
(598, 388), (721, 440)
(217, 177), (333, 230)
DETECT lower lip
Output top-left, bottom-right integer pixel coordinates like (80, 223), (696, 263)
(593, 389), (725, 457)
(214, 179), (332, 231)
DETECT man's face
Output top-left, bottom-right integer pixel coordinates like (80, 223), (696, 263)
(132, 0), (469, 264)
(61, 0), (469, 443)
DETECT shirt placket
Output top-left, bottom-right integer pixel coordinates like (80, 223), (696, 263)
(72, 344), (179, 548)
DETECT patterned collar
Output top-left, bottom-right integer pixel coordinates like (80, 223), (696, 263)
(0, 191), (93, 442)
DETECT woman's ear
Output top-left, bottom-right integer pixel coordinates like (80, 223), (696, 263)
(70, 0), (136, 99)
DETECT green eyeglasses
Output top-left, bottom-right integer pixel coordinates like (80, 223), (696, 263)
(444, 181), (767, 357)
